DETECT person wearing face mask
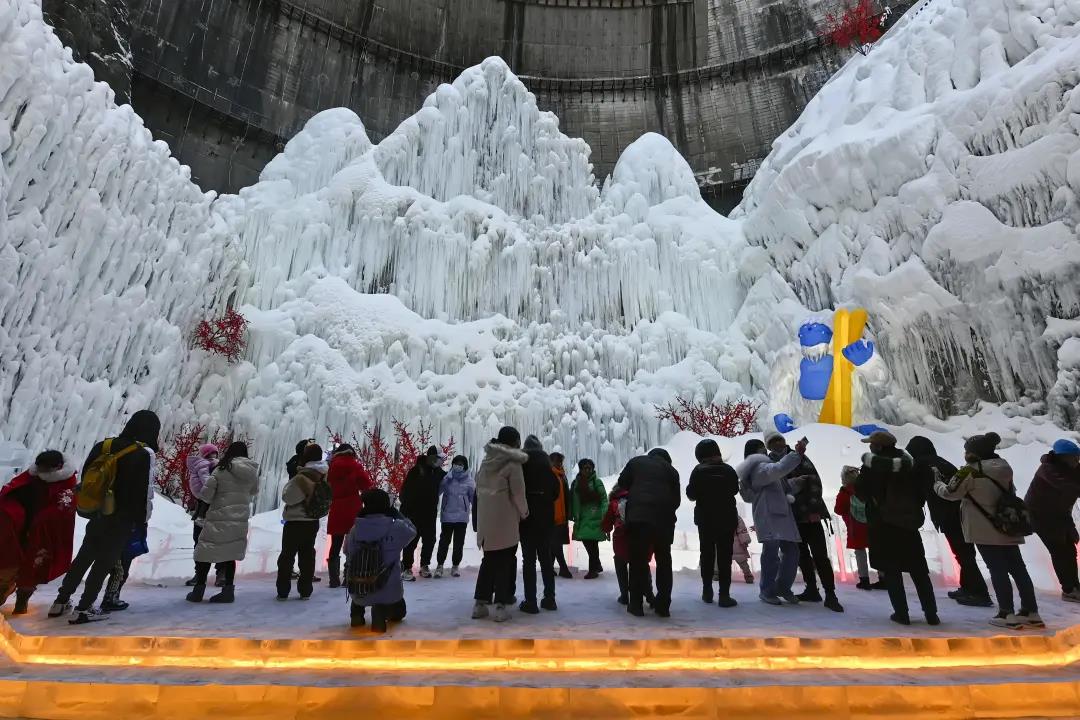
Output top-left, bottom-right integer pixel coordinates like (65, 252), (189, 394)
(400, 447), (446, 580)
(435, 455), (475, 578)
(936, 433), (1042, 630)
(1024, 439), (1080, 603)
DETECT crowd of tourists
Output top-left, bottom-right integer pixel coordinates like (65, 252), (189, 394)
(1, 411), (1078, 635)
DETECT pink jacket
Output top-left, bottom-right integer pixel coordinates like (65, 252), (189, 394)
(732, 515), (752, 561)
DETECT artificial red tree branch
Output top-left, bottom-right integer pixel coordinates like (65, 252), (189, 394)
(654, 397), (761, 437)
(194, 308), (249, 363)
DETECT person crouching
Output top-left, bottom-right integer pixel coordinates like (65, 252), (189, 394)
(345, 489), (416, 633)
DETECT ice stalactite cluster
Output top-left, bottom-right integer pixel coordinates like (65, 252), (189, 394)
(736, 0), (1080, 426)
(0, 0), (236, 458)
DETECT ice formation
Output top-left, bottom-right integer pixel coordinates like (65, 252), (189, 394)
(2, 0), (1079, 512)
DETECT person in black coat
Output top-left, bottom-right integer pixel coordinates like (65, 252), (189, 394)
(686, 439), (740, 607)
(857, 430), (938, 626)
(286, 438), (315, 480)
(906, 435), (991, 606)
(518, 435), (560, 613)
(52, 410), (160, 624)
(765, 431), (842, 612)
(617, 448), (681, 618)
(399, 446), (445, 579)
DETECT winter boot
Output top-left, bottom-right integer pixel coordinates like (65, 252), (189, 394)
(823, 591), (844, 613)
(559, 568), (574, 579)
(617, 593), (629, 605)
(654, 602), (671, 618)
(471, 602), (489, 619)
(1063, 589), (1080, 604)
(956, 592), (994, 608)
(717, 596), (738, 608)
(797, 586), (822, 602)
(208, 585), (235, 604)
(890, 612), (911, 626)
(540, 597), (557, 611)
(584, 570), (599, 580)
(493, 604), (511, 622)
(328, 556), (341, 589)
(518, 600), (540, 614)
(419, 566), (432, 579)
(926, 612), (941, 626)
(947, 588), (965, 600)
(48, 597), (71, 618)
(434, 566), (444, 579)
(856, 577), (873, 590)
(100, 596), (129, 612)
(627, 601), (645, 617)
(451, 566), (461, 578)
(184, 576), (199, 587)
(870, 575), (889, 590)
(370, 606), (388, 634)
(702, 586), (714, 604)
(13, 590), (32, 615)
(350, 604), (366, 628)
(186, 584), (207, 603)
(214, 574), (226, 588)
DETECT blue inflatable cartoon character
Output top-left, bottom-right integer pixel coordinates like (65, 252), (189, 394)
(770, 309), (888, 435)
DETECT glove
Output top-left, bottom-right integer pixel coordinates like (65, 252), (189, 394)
(774, 413), (797, 433)
(842, 340), (875, 366)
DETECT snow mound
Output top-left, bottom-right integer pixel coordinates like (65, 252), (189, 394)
(736, 0), (1080, 426)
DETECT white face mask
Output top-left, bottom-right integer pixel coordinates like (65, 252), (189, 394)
(452, 464), (465, 472)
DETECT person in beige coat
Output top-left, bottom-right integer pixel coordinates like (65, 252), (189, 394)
(471, 426), (529, 622)
(186, 442), (259, 604)
(276, 444), (328, 600)
(935, 432), (1042, 629)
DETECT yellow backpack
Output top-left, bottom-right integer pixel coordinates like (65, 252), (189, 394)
(76, 438), (144, 518)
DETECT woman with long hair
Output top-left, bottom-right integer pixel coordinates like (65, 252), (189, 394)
(571, 459), (608, 579)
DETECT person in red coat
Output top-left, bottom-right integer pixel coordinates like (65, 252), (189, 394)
(0, 450), (78, 614)
(326, 444), (373, 588)
(834, 465), (876, 590)
(601, 485), (653, 607)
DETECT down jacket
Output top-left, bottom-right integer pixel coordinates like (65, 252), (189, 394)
(0, 463), (78, 589)
(936, 457), (1023, 546)
(345, 509), (416, 607)
(194, 458), (259, 563)
(474, 443), (529, 551)
(439, 467), (476, 525)
(571, 471), (608, 541)
(735, 452), (803, 544)
(327, 453), (373, 536)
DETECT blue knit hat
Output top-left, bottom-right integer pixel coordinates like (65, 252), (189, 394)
(1051, 439), (1080, 456)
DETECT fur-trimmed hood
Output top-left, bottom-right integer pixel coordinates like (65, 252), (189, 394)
(862, 449), (914, 473)
(29, 463), (77, 484)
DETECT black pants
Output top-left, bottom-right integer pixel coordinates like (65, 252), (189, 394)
(437, 522), (467, 567)
(58, 516), (133, 610)
(276, 521), (319, 598)
(402, 516), (436, 571)
(582, 539), (602, 573)
(944, 526), (990, 597)
(1037, 529), (1079, 594)
(978, 544), (1038, 614)
(474, 545), (517, 605)
(628, 522), (672, 612)
(520, 532), (556, 602)
(353, 599), (407, 624)
(886, 568), (937, 618)
(551, 527), (570, 574)
(327, 533), (345, 582)
(797, 521), (836, 593)
(192, 523), (227, 580)
(195, 560), (235, 585)
(699, 524), (735, 598)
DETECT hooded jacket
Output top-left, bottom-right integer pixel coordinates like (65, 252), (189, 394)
(1024, 453), (1080, 537)
(345, 509), (417, 606)
(571, 470), (608, 541)
(326, 452), (373, 536)
(616, 449), (681, 532)
(735, 451), (802, 543)
(905, 436), (961, 533)
(474, 442), (529, 551)
(400, 458), (444, 523)
(82, 410), (160, 524)
(686, 458), (740, 529)
(439, 466), (476, 525)
(769, 447), (829, 524)
(855, 447), (927, 531)
(0, 462), (78, 586)
(281, 461), (328, 522)
(520, 436), (559, 535)
(936, 457), (1024, 545)
(194, 457), (259, 563)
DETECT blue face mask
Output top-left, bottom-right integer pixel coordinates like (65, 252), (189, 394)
(452, 464), (465, 472)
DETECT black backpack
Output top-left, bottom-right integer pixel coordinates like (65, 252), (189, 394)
(304, 476), (333, 519)
(345, 539), (392, 602)
(966, 469), (1033, 538)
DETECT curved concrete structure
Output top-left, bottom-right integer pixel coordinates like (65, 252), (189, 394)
(42, 0), (909, 205)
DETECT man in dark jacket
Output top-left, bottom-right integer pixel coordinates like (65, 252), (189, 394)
(399, 446), (445, 579)
(906, 435), (991, 606)
(518, 435), (560, 612)
(51, 410), (160, 624)
(686, 439), (740, 607)
(765, 431), (842, 612)
(618, 448), (680, 617)
(857, 430), (938, 626)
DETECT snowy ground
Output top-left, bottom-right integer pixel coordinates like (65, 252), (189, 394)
(7, 568), (1077, 642)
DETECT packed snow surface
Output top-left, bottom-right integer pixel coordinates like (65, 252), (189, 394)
(1, 0), (1079, 512)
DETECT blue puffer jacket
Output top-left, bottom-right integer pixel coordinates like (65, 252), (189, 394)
(439, 468), (476, 524)
(345, 511), (416, 607)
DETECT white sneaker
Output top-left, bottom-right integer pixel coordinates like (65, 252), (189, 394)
(401, 570), (416, 582)
(493, 603), (511, 622)
(433, 566), (444, 579)
(1062, 590), (1080, 604)
(451, 566), (461, 577)
(471, 602), (489, 619)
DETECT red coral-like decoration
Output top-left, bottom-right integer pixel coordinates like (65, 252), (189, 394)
(655, 397), (761, 437)
(824, 0), (888, 55)
(194, 308), (249, 363)
(328, 420), (455, 498)
(156, 423), (235, 509)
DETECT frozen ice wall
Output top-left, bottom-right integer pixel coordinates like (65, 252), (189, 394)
(0, 0), (236, 457)
(737, 0), (1080, 426)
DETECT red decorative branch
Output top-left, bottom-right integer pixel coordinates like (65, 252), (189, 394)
(328, 419), (455, 498)
(194, 308), (249, 363)
(155, 423), (236, 508)
(655, 397), (761, 437)
(824, 0), (888, 55)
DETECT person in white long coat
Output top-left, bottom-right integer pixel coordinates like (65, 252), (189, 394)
(186, 442), (259, 604)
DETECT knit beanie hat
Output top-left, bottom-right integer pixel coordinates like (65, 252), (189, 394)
(964, 432), (1001, 460)
(1051, 439), (1080, 456)
(495, 426), (521, 448)
(763, 430), (785, 447)
(199, 443), (219, 458)
(695, 439), (722, 462)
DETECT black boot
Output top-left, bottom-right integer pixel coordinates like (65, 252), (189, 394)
(186, 584), (206, 603)
(13, 590), (32, 615)
(101, 594), (129, 612)
(823, 590), (844, 613)
(702, 584), (714, 604)
(370, 606), (388, 633)
(797, 586), (822, 602)
(350, 604), (366, 628)
(328, 556), (341, 589)
(208, 585), (235, 603)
